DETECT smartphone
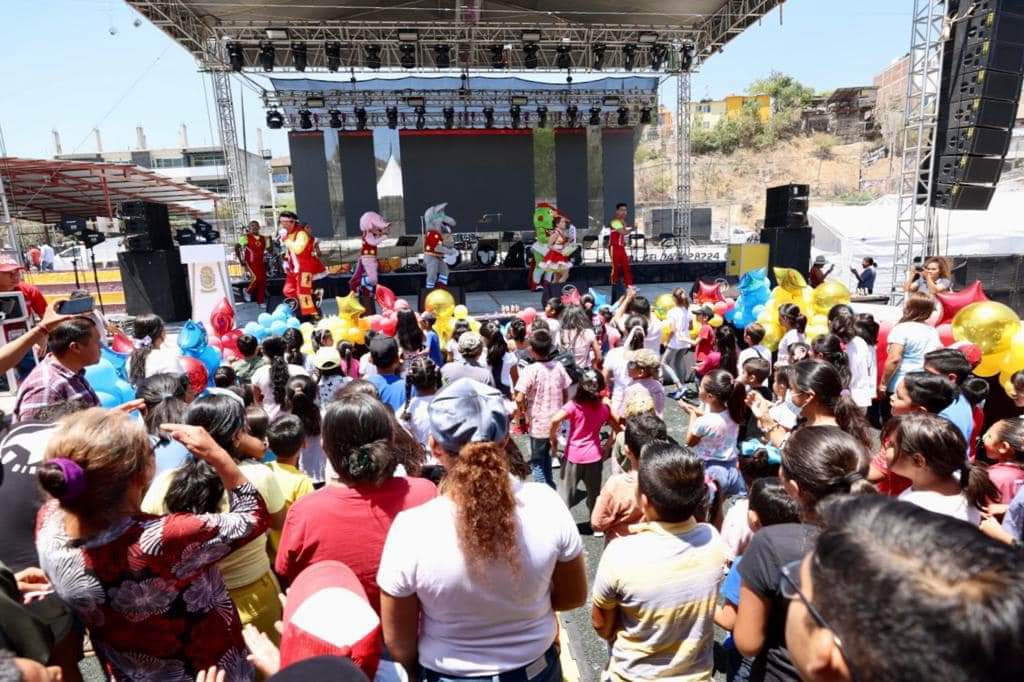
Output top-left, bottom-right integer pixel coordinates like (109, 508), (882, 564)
(57, 296), (94, 315)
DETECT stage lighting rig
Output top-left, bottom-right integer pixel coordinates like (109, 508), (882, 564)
(227, 42), (244, 71)
(483, 107), (495, 129)
(617, 107), (629, 126)
(566, 105), (579, 127)
(328, 110), (343, 128)
(298, 110), (314, 130)
(680, 43), (696, 71)
(399, 44), (417, 69)
(443, 107), (455, 129)
(588, 108), (602, 126)
(640, 107), (653, 125)
(355, 107), (368, 131)
(326, 42), (341, 71)
(386, 107), (398, 129)
(592, 43), (606, 70)
(291, 42), (307, 71)
(650, 44), (667, 71)
(510, 105), (522, 129)
(266, 110), (284, 129)
(622, 43), (637, 72)
(364, 45), (382, 69)
(489, 45), (506, 69)
(415, 106), (426, 130)
(259, 42), (275, 71)
(556, 45), (572, 70)
(523, 43), (539, 69)
(536, 106), (548, 128)
(193, 218), (220, 244)
(434, 44), (451, 68)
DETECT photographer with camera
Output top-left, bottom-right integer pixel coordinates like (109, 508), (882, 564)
(903, 256), (951, 295)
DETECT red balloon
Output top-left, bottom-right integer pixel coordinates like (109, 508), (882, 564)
(519, 307), (538, 325)
(380, 314), (398, 337)
(209, 296), (236, 336)
(179, 356), (208, 397)
(695, 281), (724, 305)
(875, 319), (895, 385)
(375, 284), (397, 313)
(935, 280), (988, 325)
(220, 334), (240, 354)
(936, 323), (955, 347)
(110, 331), (135, 355)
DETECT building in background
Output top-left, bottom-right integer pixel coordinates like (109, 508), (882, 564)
(689, 95), (772, 129)
(270, 156), (294, 211)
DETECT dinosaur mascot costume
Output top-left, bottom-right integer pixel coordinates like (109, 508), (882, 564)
(528, 203), (556, 291)
(236, 221), (269, 305)
(423, 203), (457, 290)
(279, 211), (326, 318)
(350, 211), (391, 297)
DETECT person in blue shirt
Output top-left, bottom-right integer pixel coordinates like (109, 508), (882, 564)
(849, 257), (877, 294)
(923, 348), (975, 447)
(366, 336), (408, 411)
(420, 311), (444, 367)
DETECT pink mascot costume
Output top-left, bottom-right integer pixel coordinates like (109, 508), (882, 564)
(350, 211), (391, 297)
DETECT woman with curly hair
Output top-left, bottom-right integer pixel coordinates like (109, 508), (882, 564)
(378, 378), (587, 680)
(274, 393), (436, 611)
(251, 335), (308, 419)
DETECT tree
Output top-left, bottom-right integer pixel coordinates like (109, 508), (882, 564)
(748, 71), (815, 112)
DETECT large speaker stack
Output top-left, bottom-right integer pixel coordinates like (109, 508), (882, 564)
(760, 184), (813, 282)
(116, 201), (191, 321)
(930, 0), (1023, 211)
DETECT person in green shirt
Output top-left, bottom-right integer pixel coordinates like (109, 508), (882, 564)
(233, 334), (267, 383)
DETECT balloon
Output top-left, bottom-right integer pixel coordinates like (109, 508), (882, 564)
(453, 304), (469, 320)
(805, 321), (829, 341)
(588, 288), (608, 309)
(936, 281), (988, 325)
(209, 297), (235, 336)
(709, 315), (724, 328)
(257, 312), (273, 327)
(974, 351), (1007, 378)
(518, 307), (537, 325)
(380, 315), (398, 337)
(243, 321), (262, 337)
(179, 356), (209, 396)
(761, 321), (783, 351)
(421, 289), (454, 318)
(113, 379), (135, 404)
(469, 319), (481, 333)
(110, 331), (135, 355)
(100, 346), (129, 380)
(272, 304), (291, 321)
(713, 301), (729, 316)
(997, 323), (1024, 394)
(357, 317), (372, 331)
(811, 281), (852, 316)
(769, 288), (794, 306)
(286, 317), (302, 330)
(96, 391), (120, 409)
(951, 301), (1021, 356)
(694, 281), (724, 305)
(757, 308), (777, 325)
(220, 334), (239, 354)
(341, 326), (365, 344)
(375, 284), (398, 313)
(774, 268), (808, 294)
(270, 320), (288, 336)
(199, 345), (221, 380)
(177, 320), (208, 354)
(85, 359), (118, 395)
(875, 320), (895, 383)
(653, 293), (675, 321)
(936, 323), (955, 346)
(751, 304), (766, 318)
(367, 314), (386, 333)
(724, 298), (736, 312)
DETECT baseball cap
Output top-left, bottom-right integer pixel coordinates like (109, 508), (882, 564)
(457, 331), (484, 356)
(429, 378), (509, 453)
(0, 256), (24, 272)
(314, 346), (341, 371)
(278, 561), (381, 678)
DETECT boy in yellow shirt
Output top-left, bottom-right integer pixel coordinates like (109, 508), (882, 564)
(266, 414), (315, 555)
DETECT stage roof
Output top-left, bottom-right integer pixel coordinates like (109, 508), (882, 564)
(0, 158), (219, 224)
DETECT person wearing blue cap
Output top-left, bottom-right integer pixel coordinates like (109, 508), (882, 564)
(377, 378), (587, 681)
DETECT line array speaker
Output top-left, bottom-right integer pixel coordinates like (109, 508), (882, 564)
(118, 201), (173, 251)
(764, 184), (809, 229)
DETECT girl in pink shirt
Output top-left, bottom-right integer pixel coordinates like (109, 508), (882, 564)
(981, 418), (1024, 507)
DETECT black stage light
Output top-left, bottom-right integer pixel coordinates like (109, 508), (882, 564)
(510, 105), (522, 129)
(227, 42), (244, 71)
(622, 43), (637, 71)
(433, 44), (451, 68)
(556, 45), (572, 70)
(639, 107), (653, 125)
(443, 107), (455, 129)
(266, 110), (284, 129)
(400, 44), (416, 69)
(566, 105), (579, 127)
(355, 107), (368, 131)
(489, 45), (506, 69)
(386, 106), (398, 129)
(298, 110), (314, 129)
(259, 42), (276, 71)
(588, 107), (602, 126)
(483, 107), (494, 128)
(326, 42), (341, 71)
(523, 43), (539, 69)
(536, 106), (548, 128)
(680, 43), (695, 71)
(291, 42), (307, 71)
(415, 106), (426, 130)
(650, 43), (667, 71)
(617, 107), (629, 126)
(328, 110), (343, 128)
(592, 43), (606, 70)
(365, 45), (382, 69)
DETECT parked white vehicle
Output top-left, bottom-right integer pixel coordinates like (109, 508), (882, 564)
(52, 238), (123, 270)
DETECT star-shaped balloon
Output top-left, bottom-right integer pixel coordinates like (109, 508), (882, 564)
(209, 296), (236, 336)
(694, 281), (724, 305)
(936, 280), (988, 326)
(773, 267), (808, 294)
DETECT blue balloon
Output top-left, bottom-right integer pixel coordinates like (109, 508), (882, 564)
(177, 320), (208, 353)
(199, 345), (222, 382)
(273, 303), (292, 320)
(285, 317), (301, 330)
(587, 288), (608, 309)
(114, 379), (136, 404)
(243, 321), (262, 336)
(96, 391), (121, 409)
(269, 320), (288, 336)
(257, 313), (273, 327)
(85, 359), (118, 394)
(101, 346), (130, 380)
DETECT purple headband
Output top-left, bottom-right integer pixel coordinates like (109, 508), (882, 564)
(48, 458), (87, 503)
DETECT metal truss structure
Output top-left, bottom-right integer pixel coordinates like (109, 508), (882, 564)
(676, 71), (693, 259)
(891, 0), (949, 305)
(209, 41), (250, 240)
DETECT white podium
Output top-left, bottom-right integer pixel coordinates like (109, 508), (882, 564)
(179, 245), (233, 334)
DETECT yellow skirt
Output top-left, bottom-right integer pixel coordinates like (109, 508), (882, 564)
(228, 570), (282, 645)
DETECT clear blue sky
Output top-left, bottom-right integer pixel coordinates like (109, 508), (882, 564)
(1, 0), (912, 160)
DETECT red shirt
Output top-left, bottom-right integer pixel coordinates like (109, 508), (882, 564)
(694, 324), (715, 363)
(15, 282), (47, 318)
(424, 230), (444, 255)
(274, 476), (437, 612)
(871, 450), (912, 497)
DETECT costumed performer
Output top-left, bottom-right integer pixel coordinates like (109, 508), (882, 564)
(350, 211), (391, 297)
(608, 201), (634, 294)
(235, 220), (269, 305)
(423, 202), (457, 290)
(537, 214), (577, 293)
(528, 203), (556, 291)
(278, 210), (326, 318)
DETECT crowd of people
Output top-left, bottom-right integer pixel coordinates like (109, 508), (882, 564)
(2, 281), (1024, 682)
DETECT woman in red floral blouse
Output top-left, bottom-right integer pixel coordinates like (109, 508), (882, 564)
(34, 408), (268, 681)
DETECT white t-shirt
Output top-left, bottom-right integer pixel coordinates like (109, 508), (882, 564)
(665, 306), (692, 350)
(886, 321), (941, 392)
(499, 351), (518, 388)
(299, 437), (327, 485)
(251, 363), (308, 419)
(604, 346), (633, 417)
(846, 336), (876, 408)
(445, 340), (463, 364)
(376, 479), (583, 676)
(691, 410), (739, 464)
(899, 488), (980, 525)
(720, 497), (752, 561)
(545, 317), (562, 343)
(126, 346), (184, 379)
(738, 345), (771, 385)
(359, 352), (378, 379)
(401, 394), (435, 449)
(644, 318), (665, 353)
(776, 330), (805, 366)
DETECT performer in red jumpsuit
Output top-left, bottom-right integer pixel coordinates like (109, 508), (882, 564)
(278, 211), (326, 318)
(608, 201), (634, 288)
(235, 220), (269, 305)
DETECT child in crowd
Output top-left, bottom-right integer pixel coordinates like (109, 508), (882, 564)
(788, 341), (810, 363)
(514, 328), (571, 488)
(738, 357), (773, 443)
(623, 349), (666, 417)
(446, 319), (471, 363)
(399, 356), (442, 452)
(420, 311), (444, 367)
(767, 364), (799, 431)
(266, 414), (315, 555)
(358, 331), (378, 379)
(692, 306), (715, 370)
(662, 287), (693, 397)
(737, 323), (771, 386)
(605, 316), (647, 418)
(367, 336), (408, 412)
(245, 405), (271, 460)
(963, 376), (990, 460)
(232, 333), (266, 383)
(719, 448), (782, 561)
(252, 335), (309, 419)
(1011, 369), (1024, 410)
(550, 369), (616, 517)
(306, 329), (333, 372)
(681, 369), (747, 499)
(596, 306), (620, 355)
(776, 303), (807, 366)
(337, 340), (360, 380)
(981, 417), (1024, 506)
(282, 328), (306, 367)
(284, 375), (326, 486)
(544, 297), (564, 338)
(314, 346), (350, 404)
(214, 365), (237, 388)
(592, 441), (725, 681)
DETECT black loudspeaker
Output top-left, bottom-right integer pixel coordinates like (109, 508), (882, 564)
(943, 126), (1012, 156)
(764, 184), (809, 228)
(937, 154), (1005, 184)
(475, 239), (499, 267)
(933, 183), (997, 210)
(417, 286), (465, 312)
(760, 226), (813, 282)
(953, 253), (1024, 316)
(119, 201), (173, 251)
(948, 97), (1018, 129)
(118, 250), (191, 321)
(951, 68), (1023, 102)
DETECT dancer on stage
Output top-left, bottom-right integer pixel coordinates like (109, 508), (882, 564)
(423, 202), (457, 290)
(529, 203), (556, 291)
(350, 211), (391, 297)
(279, 211), (326, 318)
(235, 220), (269, 305)
(537, 215), (576, 289)
(608, 202), (634, 293)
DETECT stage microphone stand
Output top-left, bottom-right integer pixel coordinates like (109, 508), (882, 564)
(70, 254), (81, 289)
(87, 246), (105, 315)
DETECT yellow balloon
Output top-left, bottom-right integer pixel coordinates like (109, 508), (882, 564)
(453, 304), (469, 320)
(769, 287), (793, 305)
(952, 301), (1021, 356)
(661, 324), (673, 345)
(434, 315), (455, 344)
(757, 308), (777, 325)
(424, 289), (456, 318)
(805, 321), (829, 341)
(974, 351), (1007, 378)
(812, 281), (851, 315)
(300, 343), (314, 356)
(357, 317), (372, 331)
(773, 268), (808, 294)
(335, 293), (366, 319)
(997, 323), (1024, 395)
(761, 320), (783, 350)
(689, 319), (701, 340)
(709, 315), (724, 328)
(469, 319), (481, 333)
(341, 326), (365, 344)
(653, 293), (675, 321)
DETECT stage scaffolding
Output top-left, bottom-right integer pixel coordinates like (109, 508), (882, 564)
(676, 70), (693, 258)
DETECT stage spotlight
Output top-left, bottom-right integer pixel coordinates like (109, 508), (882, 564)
(326, 42), (341, 71)
(364, 44), (382, 69)
(680, 43), (695, 71)
(566, 105), (579, 127)
(588, 107), (602, 126)
(328, 110), (342, 128)
(483, 107), (495, 129)
(399, 44), (416, 69)
(556, 45), (572, 70)
(266, 110), (284, 129)
(523, 43), (539, 69)
(298, 110), (314, 129)
(259, 42), (275, 71)
(291, 42), (307, 71)
(536, 106), (548, 128)
(617, 107), (629, 126)
(415, 106), (426, 130)
(649, 43), (667, 71)
(227, 42), (244, 71)
(354, 107), (367, 131)
(510, 105), (522, 129)
(639, 107), (653, 125)
(622, 43), (637, 71)
(434, 44), (451, 68)
(592, 43), (606, 70)
(386, 107), (398, 129)
(443, 107), (455, 129)
(489, 45), (506, 69)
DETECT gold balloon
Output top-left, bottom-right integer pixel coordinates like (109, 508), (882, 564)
(805, 321), (829, 341)
(653, 293), (675, 321)
(812, 281), (851, 315)
(998, 322), (1024, 395)
(709, 314), (724, 328)
(453, 304), (469, 320)
(952, 301), (1021, 356)
(335, 293), (366, 319)
(357, 317), (372, 331)
(974, 351), (1007, 378)
(341, 325), (365, 345)
(424, 289), (456, 318)
(757, 307), (777, 325)
(434, 315), (455, 344)
(689, 319), (701, 340)
(761, 320), (783, 350)
(773, 268), (808, 294)
(769, 287), (793, 305)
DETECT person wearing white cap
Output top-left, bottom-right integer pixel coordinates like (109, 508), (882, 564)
(439, 331), (494, 387)
(377, 378), (587, 681)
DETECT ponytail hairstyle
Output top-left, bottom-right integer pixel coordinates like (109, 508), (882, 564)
(282, 328), (304, 366)
(508, 318), (528, 344)
(479, 321), (509, 385)
(623, 314), (648, 352)
(626, 295), (651, 319)
(401, 356), (441, 420)
(446, 442), (520, 577)
(396, 309), (425, 354)
(791, 359), (871, 448)
(714, 325), (739, 376)
(285, 374), (321, 437)
(322, 394), (396, 485)
(336, 340), (355, 376)
(779, 303), (807, 334)
(262, 336), (290, 406)
(574, 368), (605, 404)
(136, 373), (188, 435)
(128, 314), (165, 385)
(901, 372), (955, 414)
(827, 304), (855, 342)
(890, 413), (998, 511)
(701, 369), (746, 423)
(852, 312), (880, 347)
(810, 333), (851, 387)
(780, 424), (874, 519)
(990, 418), (1024, 464)
(961, 376), (990, 408)
(165, 394), (245, 514)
